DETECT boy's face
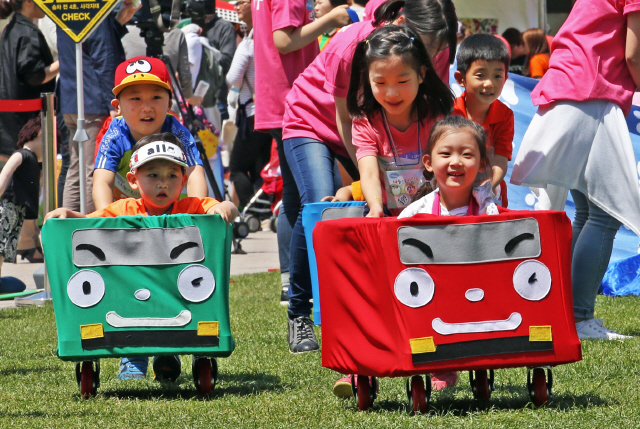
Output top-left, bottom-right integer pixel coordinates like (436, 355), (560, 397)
(112, 84), (171, 142)
(126, 159), (188, 216)
(455, 60), (507, 111)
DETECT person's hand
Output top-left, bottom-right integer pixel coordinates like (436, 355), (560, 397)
(44, 208), (83, 223)
(116, 0), (142, 26)
(207, 201), (239, 224)
(186, 95), (203, 107)
(227, 88), (240, 110)
(328, 5), (352, 28)
(321, 195), (337, 202)
(365, 204), (385, 218)
(321, 185), (353, 202)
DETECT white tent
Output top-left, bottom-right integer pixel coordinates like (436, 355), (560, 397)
(453, 0), (547, 35)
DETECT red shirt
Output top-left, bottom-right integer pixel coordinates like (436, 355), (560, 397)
(452, 93), (514, 161)
(87, 197), (220, 218)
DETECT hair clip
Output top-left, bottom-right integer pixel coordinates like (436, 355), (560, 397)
(365, 39), (369, 44)
(410, 37), (414, 41)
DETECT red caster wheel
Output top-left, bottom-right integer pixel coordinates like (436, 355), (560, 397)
(352, 374), (376, 411)
(406, 375), (428, 414)
(76, 361), (98, 398)
(469, 370), (493, 400)
(527, 367), (551, 407)
(192, 356), (218, 396)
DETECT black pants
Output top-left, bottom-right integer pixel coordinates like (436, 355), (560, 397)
(229, 115), (272, 208)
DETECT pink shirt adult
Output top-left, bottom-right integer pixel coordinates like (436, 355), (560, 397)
(282, 21), (376, 157)
(252, 0), (319, 131)
(282, 20), (449, 158)
(532, 0), (640, 116)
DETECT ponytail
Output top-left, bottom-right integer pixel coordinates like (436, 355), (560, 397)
(373, 0), (404, 26)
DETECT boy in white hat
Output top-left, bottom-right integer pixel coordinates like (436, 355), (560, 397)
(45, 132), (238, 382)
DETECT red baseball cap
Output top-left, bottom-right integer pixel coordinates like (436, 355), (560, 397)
(112, 56), (172, 96)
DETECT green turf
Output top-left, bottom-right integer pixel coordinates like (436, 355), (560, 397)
(1, 271), (640, 428)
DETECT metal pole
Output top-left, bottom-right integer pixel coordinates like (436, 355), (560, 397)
(74, 42), (89, 214)
(15, 93), (57, 306)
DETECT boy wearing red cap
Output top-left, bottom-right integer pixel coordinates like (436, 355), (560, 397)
(93, 57), (208, 211)
(46, 132), (238, 381)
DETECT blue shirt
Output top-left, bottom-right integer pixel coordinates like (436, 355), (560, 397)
(94, 115), (203, 200)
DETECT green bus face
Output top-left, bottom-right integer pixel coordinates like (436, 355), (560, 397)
(43, 215), (235, 361)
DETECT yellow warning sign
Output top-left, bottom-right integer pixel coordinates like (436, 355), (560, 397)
(34, 0), (121, 43)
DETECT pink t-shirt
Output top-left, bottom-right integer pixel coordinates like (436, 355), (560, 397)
(282, 21), (376, 157)
(364, 0), (387, 21)
(252, 0), (319, 131)
(353, 114), (434, 160)
(532, 0), (640, 116)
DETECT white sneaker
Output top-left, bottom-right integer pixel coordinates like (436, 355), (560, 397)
(576, 318), (632, 340)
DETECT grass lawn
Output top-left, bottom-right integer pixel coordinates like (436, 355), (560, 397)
(1, 271), (640, 428)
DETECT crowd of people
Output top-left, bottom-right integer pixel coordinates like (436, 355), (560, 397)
(0, 0), (639, 396)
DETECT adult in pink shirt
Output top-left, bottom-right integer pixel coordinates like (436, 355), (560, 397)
(252, 0), (351, 353)
(280, 0), (457, 352)
(511, 0), (640, 340)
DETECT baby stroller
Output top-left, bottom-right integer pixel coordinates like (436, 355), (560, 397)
(238, 139), (283, 233)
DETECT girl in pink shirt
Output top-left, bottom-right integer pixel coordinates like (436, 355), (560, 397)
(511, 0), (640, 340)
(348, 25), (453, 217)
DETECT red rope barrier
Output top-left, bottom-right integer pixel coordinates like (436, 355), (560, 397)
(0, 99), (43, 112)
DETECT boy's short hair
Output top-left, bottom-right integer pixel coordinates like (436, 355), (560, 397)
(130, 133), (187, 173)
(456, 33), (511, 75)
(113, 56), (172, 97)
(502, 27), (524, 49)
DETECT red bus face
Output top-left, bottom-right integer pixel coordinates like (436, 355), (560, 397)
(315, 211), (581, 376)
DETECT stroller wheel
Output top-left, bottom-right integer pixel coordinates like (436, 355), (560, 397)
(233, 221), (250, 239)
(270, 216), (277, 233)
(245, 215), (261, 233)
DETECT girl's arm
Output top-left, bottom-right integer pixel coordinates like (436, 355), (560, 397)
(0, 152), (23, 197)
(335, 97), (357, 164)
(626, 11), (640, 90)
(358, 156), (385, 217)
(226, 40), (251, 90)
(273, 5), (351, 55)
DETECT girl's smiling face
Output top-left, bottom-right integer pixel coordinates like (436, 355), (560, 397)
(424, 129), (485, 196)
(368, 55), (424, 128)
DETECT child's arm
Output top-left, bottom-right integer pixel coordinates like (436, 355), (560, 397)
(273, 5), (351, 55)
(44, 208), (87, 222)
(358, 156), (385, 217)
(489, 155), (508, 189)
(0, 152), (23, 197)
(186, 165), (208, 198)
(321, 184), (353, 202)
(206, 201), (239, 224)
(92, 169), (116, 210)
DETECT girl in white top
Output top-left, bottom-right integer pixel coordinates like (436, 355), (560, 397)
(399, 116), (498, 219)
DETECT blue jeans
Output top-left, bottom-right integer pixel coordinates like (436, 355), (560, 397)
(283, 138), (344, 317)
(571, 190), (621, 319)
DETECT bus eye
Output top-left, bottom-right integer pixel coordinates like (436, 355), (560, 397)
(67, 270), (105, 308)
(178, 264), (215, 302)
(513, 260), (551, 301)
(394, 268), (435, 308)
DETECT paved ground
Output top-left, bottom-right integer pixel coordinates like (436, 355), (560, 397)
(0, 230), (280, 310)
